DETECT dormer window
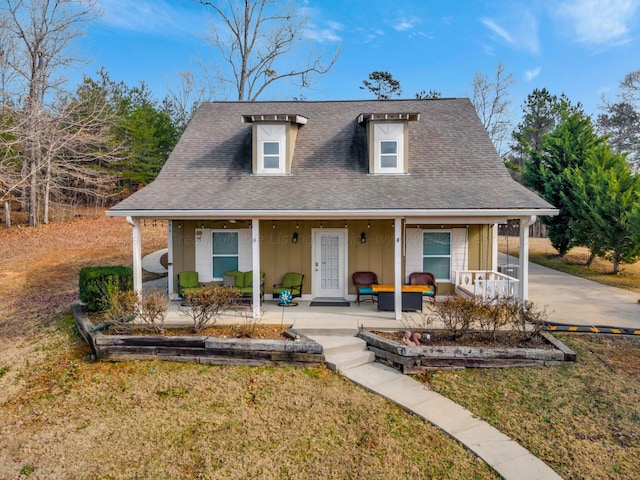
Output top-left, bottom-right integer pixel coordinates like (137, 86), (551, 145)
(262, 141), (281, 169)
(359, 112), (419, 175)
(243, 114), (307, 175)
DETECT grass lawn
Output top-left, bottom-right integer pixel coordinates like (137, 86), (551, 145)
(0, 213), (638, 479)
(499, 236), (640, 294)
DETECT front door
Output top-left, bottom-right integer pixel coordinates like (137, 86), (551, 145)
(312, 229), (347, 299)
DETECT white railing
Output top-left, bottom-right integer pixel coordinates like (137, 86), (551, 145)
(455, 270), (519, 301)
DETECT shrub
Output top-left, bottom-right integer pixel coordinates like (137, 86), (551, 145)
(138, 288), (170, 333)
(79, 266), (133, 312)
(513, 300), (549, 341)
(477, 297), (521, 342)
(432, 296), (476, 340)
(180, 286), (241, 333)
(102, 290), (139, 333)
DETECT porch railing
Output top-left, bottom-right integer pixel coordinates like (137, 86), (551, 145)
(454, 270), (519, 301)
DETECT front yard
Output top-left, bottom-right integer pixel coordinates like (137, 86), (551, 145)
(0, 214), (639, 478)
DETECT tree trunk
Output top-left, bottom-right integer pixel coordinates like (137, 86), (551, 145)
(43, 159), (51, 224)
(586, 250), (597, 268)
(3, 201), (10, 229)
(28, 157), (38, 227)
(612, 251), (620, 275)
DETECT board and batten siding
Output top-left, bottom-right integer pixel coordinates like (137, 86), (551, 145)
(405, 227), (468, 283)
(194, 229), (252, 283)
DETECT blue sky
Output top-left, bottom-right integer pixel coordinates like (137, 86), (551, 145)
(82, 0), (640, 122)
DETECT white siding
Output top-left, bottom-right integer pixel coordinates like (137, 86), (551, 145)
(451, 227), (468, 277)
(404, 228), (423, 282)
(238, 229), (252, 271)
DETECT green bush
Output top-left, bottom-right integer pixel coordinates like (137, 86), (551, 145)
(79, 266), (133, 312)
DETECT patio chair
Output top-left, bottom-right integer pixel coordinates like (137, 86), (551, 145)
(409, 272), (437, 301)
(272, 272), (304, 299)
(177, 271), (199, 298)
(352, 271), (379, 304)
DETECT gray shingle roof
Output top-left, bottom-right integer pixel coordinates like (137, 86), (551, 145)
(109, 98), (555, 215)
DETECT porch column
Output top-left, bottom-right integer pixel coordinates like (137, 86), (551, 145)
(126, 216), (142, 293)
(252, 218), (261, 319)
(491, 223), (498, 272)
(394, 217), (402, 320)
(167, 221), (175, 298)
(518, 216), (536, 301)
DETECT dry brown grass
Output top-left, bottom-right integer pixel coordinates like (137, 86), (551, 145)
(0, 212), (496, 479)
(499, 236), (640, 293)
(421, 333), (640, 480)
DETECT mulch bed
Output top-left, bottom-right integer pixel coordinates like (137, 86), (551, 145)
(372, 330), (554, 349)
(96, 323), (291, 340)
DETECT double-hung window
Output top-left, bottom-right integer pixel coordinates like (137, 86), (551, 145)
(380, 140), (398, 168)
(211, 231), (238, 279)
(423, 231), (451, 281)
(262, 141), (281, 170)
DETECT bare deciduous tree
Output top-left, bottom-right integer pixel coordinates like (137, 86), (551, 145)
(194, 0), (340, 101)
(471, 62), (514, 157)
(0, 0), (100, 226)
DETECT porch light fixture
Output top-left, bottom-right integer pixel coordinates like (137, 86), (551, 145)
(272, 221), (276, 229)
(223, 222), (227, 229)
(344, 221), (348, 228)
(320, 221), (323, 228)
(292, 232), (298, 243)
(296, 221), (299, 229)
(367, 221), (370, 229)
(196, 229), (203, 241)
(360, 232), (367, 244)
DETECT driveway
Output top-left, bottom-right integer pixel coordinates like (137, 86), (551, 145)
(500, 254), (640, 330)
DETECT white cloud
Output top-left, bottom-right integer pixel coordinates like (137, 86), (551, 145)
(524, 67), (542, 81)
(302, 23), (342, 43)
(482, 18), (516, 45)
(97, 0), (201, 36)
(394, 15), (422, 32)
(481, 14), (540, 55)
(555, 0), (639, 47)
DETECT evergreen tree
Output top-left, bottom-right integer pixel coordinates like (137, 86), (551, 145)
(564, 144), (640, 273)
(525, 111), (604, 256)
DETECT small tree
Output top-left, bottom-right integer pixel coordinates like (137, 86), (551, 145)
(360, 71), (402, 100)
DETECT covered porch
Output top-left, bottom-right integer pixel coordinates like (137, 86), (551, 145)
(123, 212), (539, 323)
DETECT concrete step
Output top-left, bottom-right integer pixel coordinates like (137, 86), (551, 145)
(310, 335), (368, 356)
(326, 350), (376, 373)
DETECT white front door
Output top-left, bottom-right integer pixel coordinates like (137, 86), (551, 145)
(312, 229), (347, 299)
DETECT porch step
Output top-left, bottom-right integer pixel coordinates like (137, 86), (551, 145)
(308, 335), (375, 373)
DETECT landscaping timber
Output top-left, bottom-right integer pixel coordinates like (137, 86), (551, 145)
(357, 330), (576, 373)
(72, 301), (325, 367)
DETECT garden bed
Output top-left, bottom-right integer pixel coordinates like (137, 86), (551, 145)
(72, 302), (325, 367)
(358, 329), (576, 373)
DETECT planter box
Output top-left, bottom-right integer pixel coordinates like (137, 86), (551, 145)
(357, 330), (576, 373)
(72, 302), (324, 367)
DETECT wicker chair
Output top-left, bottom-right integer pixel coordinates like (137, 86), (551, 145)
(409, 272), (437, 301)
(352, 271), (379, 304)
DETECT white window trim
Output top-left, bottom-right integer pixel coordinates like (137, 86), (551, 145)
(211, 230), (239, 281)
(260, 140), (284, 173)
(422, 229), (452, 282)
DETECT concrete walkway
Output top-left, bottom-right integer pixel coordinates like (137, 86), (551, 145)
(141, 248), (168, 275)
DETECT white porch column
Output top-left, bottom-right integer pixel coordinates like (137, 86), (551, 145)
(252, 218), (261, 319)
(126, 216), (142, 293)
(518, 216), (536, 301)
(167, 221), (175, 299)
(492, 223), (498, 272)
(394, 218), (402, 320)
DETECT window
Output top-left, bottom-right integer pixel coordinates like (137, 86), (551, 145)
(373, 122), (404, 173)
(423, 231), (451, 281)
(212, 231), (238, 279)
(262, 141), (280, 169)
(257, 124), (286, 174)
(380, 140), (398, 168)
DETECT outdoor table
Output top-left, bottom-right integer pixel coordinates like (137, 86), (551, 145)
(371, 285), (430, 312)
